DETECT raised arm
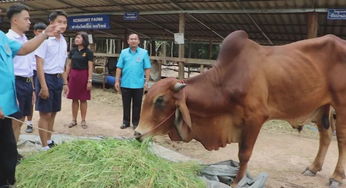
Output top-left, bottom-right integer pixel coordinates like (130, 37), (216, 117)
(17, 24), (60, 55)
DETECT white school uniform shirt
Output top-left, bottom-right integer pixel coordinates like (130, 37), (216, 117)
(35, 34), (67, 74)
(32, 48), (37, 71)
(6, 29), (34, 77)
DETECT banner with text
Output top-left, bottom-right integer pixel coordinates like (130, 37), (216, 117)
(68, 15), (110, 30)
(327, 9), (346, 20)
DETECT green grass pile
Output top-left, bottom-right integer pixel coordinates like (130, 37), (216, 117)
(16, 139), (205, 188)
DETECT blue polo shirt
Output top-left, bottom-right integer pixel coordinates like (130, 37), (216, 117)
(0, 31), (21, 116)
(116, 47), (151, 89)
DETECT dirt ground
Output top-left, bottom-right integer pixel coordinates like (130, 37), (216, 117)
(23, 87), (343, 188)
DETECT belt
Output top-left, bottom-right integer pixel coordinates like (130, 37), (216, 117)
(45, 73), (63, 78)
(15, 76), (32, 83)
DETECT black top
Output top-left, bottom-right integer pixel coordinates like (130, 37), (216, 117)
(68, 48), (94, 70)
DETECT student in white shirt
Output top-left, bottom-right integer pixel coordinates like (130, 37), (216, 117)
(6, 4), (34, 143)
(35, 10), (68, 151)
(24, 22), (47, 134)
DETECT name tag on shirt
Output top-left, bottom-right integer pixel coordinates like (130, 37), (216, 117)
(136, 57), (141, 63)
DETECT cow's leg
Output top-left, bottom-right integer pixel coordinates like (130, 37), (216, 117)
(329, 107), (346, 187)
(303, 106), (333, 176)
(231, 115), (265, 187)
(303, 120), (333, 175)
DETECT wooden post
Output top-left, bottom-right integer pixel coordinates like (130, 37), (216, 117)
(151, 40), (156, 56)
(116, 39), (121, 53)
(159, 42), (165, 80)
(307, 12), (318, 39)
(200, 64), (204, 74)
(178, 13), (185, 80)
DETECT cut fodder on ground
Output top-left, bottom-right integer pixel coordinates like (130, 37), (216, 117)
(16, 139), (205, 188)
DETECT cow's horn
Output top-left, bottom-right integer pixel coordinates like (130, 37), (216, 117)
(174, 82), (186, 92)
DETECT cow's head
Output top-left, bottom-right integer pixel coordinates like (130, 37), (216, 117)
(135, 78), (193, 142)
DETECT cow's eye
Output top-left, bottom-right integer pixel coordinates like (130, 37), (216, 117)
(154, 96), (165, 108)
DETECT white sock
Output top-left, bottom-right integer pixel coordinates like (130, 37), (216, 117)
(26, 120), (32, 125)
(47, 140), (53, 145)
(42, 146), (50, 151)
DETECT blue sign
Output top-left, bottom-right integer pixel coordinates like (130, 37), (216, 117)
(327, 9), (346, 20)
(123, 12), (139, 21)
(68, 15), (110, 30)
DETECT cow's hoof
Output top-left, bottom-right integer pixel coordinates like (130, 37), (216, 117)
(329, 178), (342, 188)
(302, 167), (317, 176)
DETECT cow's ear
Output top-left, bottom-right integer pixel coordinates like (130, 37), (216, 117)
(178, 102), (192, 128)
(174, 108), (193, 142)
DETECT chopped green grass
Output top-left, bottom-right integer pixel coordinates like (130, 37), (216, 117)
(16, 139), (205, 188)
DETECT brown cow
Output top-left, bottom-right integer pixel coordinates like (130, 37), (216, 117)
(134, 30), (346, 187)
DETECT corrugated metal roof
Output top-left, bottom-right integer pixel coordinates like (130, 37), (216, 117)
(1, 0), (346, 44)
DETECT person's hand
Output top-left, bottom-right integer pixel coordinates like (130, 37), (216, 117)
(114, 81), (120, 92)
(63, 85), (69, 97)
(144, 82), (149, 93)
(43, 23), (62, 37)
(0, 108), (4, 119)
(87, 82), (92, 91)
(39, 87), (49, 99)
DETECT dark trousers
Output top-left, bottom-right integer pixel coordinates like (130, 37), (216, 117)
(121, 88), (144, 127)
(0, 118), (17, 186)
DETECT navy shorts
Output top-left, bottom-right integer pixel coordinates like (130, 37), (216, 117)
(11, 76), (33, 119)
(35, 73), (63, 113)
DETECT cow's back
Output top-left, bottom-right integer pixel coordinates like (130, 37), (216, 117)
(260, 35), (346, 120)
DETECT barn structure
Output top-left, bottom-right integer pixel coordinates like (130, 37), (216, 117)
(1, 0), (346, 83)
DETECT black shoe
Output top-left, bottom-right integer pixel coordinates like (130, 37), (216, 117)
(0, 185), (11, 188)
(25, 125), (33, 133)
(48, 141), (57, 148)
(120, 124), (130, 129)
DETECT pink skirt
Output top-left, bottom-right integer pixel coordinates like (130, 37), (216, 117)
(67, 69), (91, 100)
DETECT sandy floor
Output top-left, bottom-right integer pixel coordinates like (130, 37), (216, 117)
(21, 87), (343, 188)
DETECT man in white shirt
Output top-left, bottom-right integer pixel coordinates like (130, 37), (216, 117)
(35, 10), (68, 151)
(6, 4), (35, 143)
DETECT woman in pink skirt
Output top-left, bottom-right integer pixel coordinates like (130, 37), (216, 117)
(64, 32), (94, 129)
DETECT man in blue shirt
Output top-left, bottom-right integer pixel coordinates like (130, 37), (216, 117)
(114, 33), (151, 129)
(0, 5), (61, 186)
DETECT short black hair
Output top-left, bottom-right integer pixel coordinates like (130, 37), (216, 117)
(128, 33), (139, 40)
(48, 10), (68, 22)
(7, 4), (29, 20)
(76, 31), (89, 48)
(33, 22), (47, 31)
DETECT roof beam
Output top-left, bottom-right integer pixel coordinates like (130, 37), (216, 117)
(23, 8), (329, 19)
(67, 8), (328, 17)
(167, 0), (224, 39)
(236, 0), (273, 44)
(58, 0), (90, 12)
(104, 0), (176, 37)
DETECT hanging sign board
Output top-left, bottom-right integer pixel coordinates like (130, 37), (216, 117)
(68, 15), (110, 30)
(174, 33), (184, 44)
(327, 9), (346, 20)
(123, 12), (139, 21)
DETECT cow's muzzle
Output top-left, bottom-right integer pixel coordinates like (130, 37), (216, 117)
(134, 131), (143, 142)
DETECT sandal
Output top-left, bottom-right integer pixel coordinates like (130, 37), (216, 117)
(68, 120), (77, 128)
(81, 120), (88, 129)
